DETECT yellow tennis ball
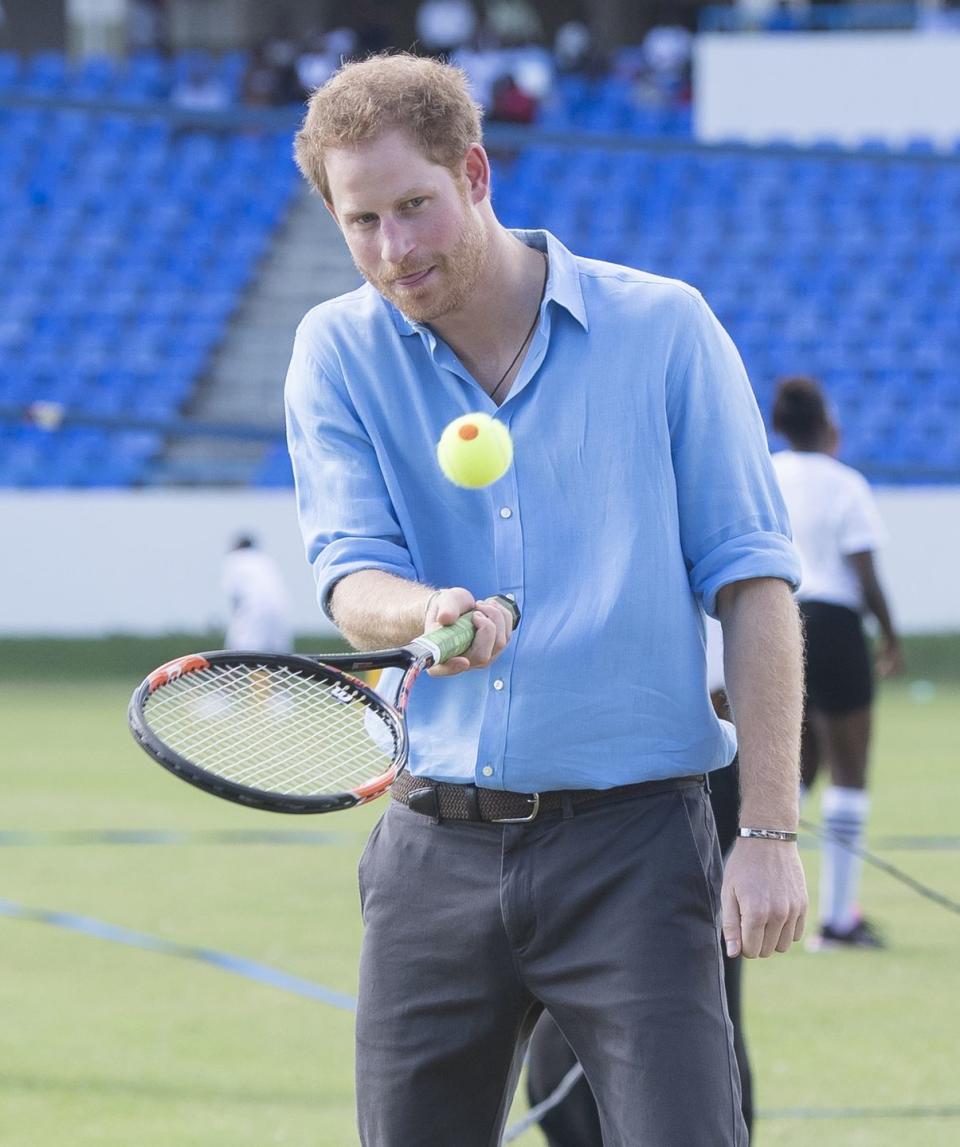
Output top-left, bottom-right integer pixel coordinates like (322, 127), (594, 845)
(437, 413), (513, 489)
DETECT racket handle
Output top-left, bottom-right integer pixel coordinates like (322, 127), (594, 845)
(488, 594), (521, 630)
(415, 594), (521, 665)
(424, 613), (479, 663)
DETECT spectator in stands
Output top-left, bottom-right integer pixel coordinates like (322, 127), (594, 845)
(552, 18), (609, 82)
(488, 72), (539, 123)
(170, 60), (230, 112)
(450, 40), (503, 110)
(293, 32), (342, 100)
(771, 377), (903, 950)
(415, 0), (478, 57)
(222, 535), (293, 653)
(635, 23), (693, 107)
(553, 20), (588, 70)
(243, 46), (279, 106)
(244, 42), (301, 107)
(484, 0), (544, 46)
(126, 0), (169, 54)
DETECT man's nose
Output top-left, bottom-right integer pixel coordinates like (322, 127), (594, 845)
(380, 218), (415, 266)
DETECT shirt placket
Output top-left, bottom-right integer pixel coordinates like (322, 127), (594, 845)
(474, 457), (522, 789)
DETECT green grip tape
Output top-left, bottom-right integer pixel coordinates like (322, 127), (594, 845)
(427, 613), (478, 663)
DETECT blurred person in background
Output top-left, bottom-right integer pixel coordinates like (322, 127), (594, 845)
(170, 59), (230, 112)
(635, 22), (693, 107)
(244, 40), (303, 107)
(126, 0), (169, 54)
(488, 71), (539, 122)
(553, 19), (607, 78)
(293, 31), (344, 101)
(484, 0), (544, 46)
(415, 0), (478, 57)
(527, 616), (755, 1145)
(222, 535), (293, 653)
(771, 377), (903, 950)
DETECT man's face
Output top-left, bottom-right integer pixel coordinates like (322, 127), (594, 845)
(324, 130), (488, 323)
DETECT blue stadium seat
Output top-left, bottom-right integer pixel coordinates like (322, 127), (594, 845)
(1, 53), (957, 485)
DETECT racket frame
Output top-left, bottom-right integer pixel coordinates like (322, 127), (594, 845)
(127, 596), (519, 815)
(128, 650), (418, 814)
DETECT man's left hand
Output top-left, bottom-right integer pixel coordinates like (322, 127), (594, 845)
(721, 839), (808, 958)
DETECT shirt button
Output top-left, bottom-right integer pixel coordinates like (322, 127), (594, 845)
(493, 679), (504, 691)
(499, 507), (512, 519)
(481, 765), (494, 777)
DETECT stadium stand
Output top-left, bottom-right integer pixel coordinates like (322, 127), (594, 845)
(491, 143), (960, 483)
(0, 50), (298, 487)
(1, 50), (958, 486)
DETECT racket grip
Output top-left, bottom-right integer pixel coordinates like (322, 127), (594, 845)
(427, 613), (479, 663)
(421, 595), (520, 664)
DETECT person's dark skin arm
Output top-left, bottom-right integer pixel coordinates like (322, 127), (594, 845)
(848, 551), (904, 678)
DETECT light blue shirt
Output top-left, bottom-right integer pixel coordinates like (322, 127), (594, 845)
(285, 230), (800, 790)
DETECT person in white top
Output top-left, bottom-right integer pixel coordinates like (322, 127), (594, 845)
(221, 535), (293, 653)
(771, 377), (903, 950)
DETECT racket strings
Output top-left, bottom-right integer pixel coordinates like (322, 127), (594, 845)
(142, 663), (399, 795)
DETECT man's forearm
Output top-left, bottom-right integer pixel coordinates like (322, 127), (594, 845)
(329, 571), (435, 650)
(718, 577), (803, 830)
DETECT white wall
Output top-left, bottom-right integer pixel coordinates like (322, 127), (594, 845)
(694, 32), (960, 148)
(1, 489), (957, 636)
(1, 491), (335, 638)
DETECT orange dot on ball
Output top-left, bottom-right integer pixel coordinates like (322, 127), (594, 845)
(458, 423), (480, 441)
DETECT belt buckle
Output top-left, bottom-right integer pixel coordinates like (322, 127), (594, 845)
(491, 793), (540, 823)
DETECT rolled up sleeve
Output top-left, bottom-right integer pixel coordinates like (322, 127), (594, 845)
(666, 292), (801, 617)
(284, 331), (416, 619)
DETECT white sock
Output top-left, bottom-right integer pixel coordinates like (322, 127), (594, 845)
(820, 786), (869, 933)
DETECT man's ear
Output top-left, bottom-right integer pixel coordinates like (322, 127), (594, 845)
(463, 143), (491, 205)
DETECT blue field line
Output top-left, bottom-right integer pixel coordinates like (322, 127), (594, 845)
(0, 829), (352, 846)
(0, 897), (357, 1011)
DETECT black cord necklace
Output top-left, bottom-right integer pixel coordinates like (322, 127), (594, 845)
(488, 252), (548, 405)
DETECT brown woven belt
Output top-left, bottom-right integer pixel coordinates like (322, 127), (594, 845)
(391, 770), (706, 823)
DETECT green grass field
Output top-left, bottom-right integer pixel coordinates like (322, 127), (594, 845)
(1, 652), (958, 1145)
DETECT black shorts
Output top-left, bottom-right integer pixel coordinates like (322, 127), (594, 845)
(708, 760), (740, 857)
(800, 600), (874, 715)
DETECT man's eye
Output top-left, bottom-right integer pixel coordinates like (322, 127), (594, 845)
(405, 197), (426, 209)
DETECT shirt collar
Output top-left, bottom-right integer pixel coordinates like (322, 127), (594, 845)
(384, 228), (589, 337)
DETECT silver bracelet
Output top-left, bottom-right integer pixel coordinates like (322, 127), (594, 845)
(738, 827), (798, 842)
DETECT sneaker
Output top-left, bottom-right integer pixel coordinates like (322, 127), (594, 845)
(807, 918), (886, 951)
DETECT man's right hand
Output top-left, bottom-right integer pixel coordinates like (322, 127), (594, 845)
(425, 588), (516, 677)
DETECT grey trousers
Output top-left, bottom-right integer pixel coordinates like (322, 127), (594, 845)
(356, 780), (747, 1147)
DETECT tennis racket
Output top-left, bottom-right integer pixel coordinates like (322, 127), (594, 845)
(127, 594), (519, 815)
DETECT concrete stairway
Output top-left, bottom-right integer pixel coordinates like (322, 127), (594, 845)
(151, 189), (361, 485)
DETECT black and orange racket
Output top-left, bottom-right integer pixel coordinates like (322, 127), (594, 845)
(127, 595), (519, 814)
